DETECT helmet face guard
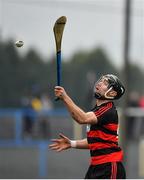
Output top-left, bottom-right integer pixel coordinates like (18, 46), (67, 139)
(94, 74), (125, 100)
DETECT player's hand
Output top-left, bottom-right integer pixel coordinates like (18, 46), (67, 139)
(49, 133), (71, 152)
(54, 86), (67, 100)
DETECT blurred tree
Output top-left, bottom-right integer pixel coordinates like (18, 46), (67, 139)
(0, 39), (144, 108)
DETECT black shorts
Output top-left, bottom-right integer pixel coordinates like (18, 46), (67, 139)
(85, 162), (126, 179)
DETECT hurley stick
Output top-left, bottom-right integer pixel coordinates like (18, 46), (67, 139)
(53, 16), (67, 101)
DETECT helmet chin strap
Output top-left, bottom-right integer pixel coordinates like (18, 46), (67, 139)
(94, 87), (114, 100)
(104, 87), (114, 99)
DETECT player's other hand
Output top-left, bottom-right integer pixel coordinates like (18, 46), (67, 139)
(54, 86), (67, 100)
(49, 133), (71, 152)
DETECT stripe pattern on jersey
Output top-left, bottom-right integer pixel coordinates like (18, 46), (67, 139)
(94, 102), (112, 117)
(87, 102), (123, 165)
(111, 162), (117, 179)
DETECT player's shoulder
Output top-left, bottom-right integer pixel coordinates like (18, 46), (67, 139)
(93, 101), (115, 115)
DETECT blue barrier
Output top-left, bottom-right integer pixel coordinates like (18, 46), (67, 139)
(39, 142), (48, 178)
(0, 108), (69, 178)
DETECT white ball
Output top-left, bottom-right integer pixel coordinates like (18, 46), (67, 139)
(15, 40), (24, 47)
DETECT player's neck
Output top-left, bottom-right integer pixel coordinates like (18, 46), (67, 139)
(96, 99), (111, 106)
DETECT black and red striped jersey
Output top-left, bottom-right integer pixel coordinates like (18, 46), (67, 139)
(86, 101), (123, 165)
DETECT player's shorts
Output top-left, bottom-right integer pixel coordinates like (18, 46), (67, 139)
(85, 161), (126, 179)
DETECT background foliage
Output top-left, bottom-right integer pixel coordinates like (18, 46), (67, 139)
(0, 39), (144, 108)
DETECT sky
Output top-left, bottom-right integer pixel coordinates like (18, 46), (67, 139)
(0, 0), (144, 69)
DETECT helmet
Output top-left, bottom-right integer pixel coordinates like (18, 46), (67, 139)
(94, 74), (125, 100)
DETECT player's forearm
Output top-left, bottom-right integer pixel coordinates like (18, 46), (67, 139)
(63, 95), (87, 124)
(71, 138), (89, 149)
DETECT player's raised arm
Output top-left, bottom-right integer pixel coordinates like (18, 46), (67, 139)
(54, 86), (97, 124)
